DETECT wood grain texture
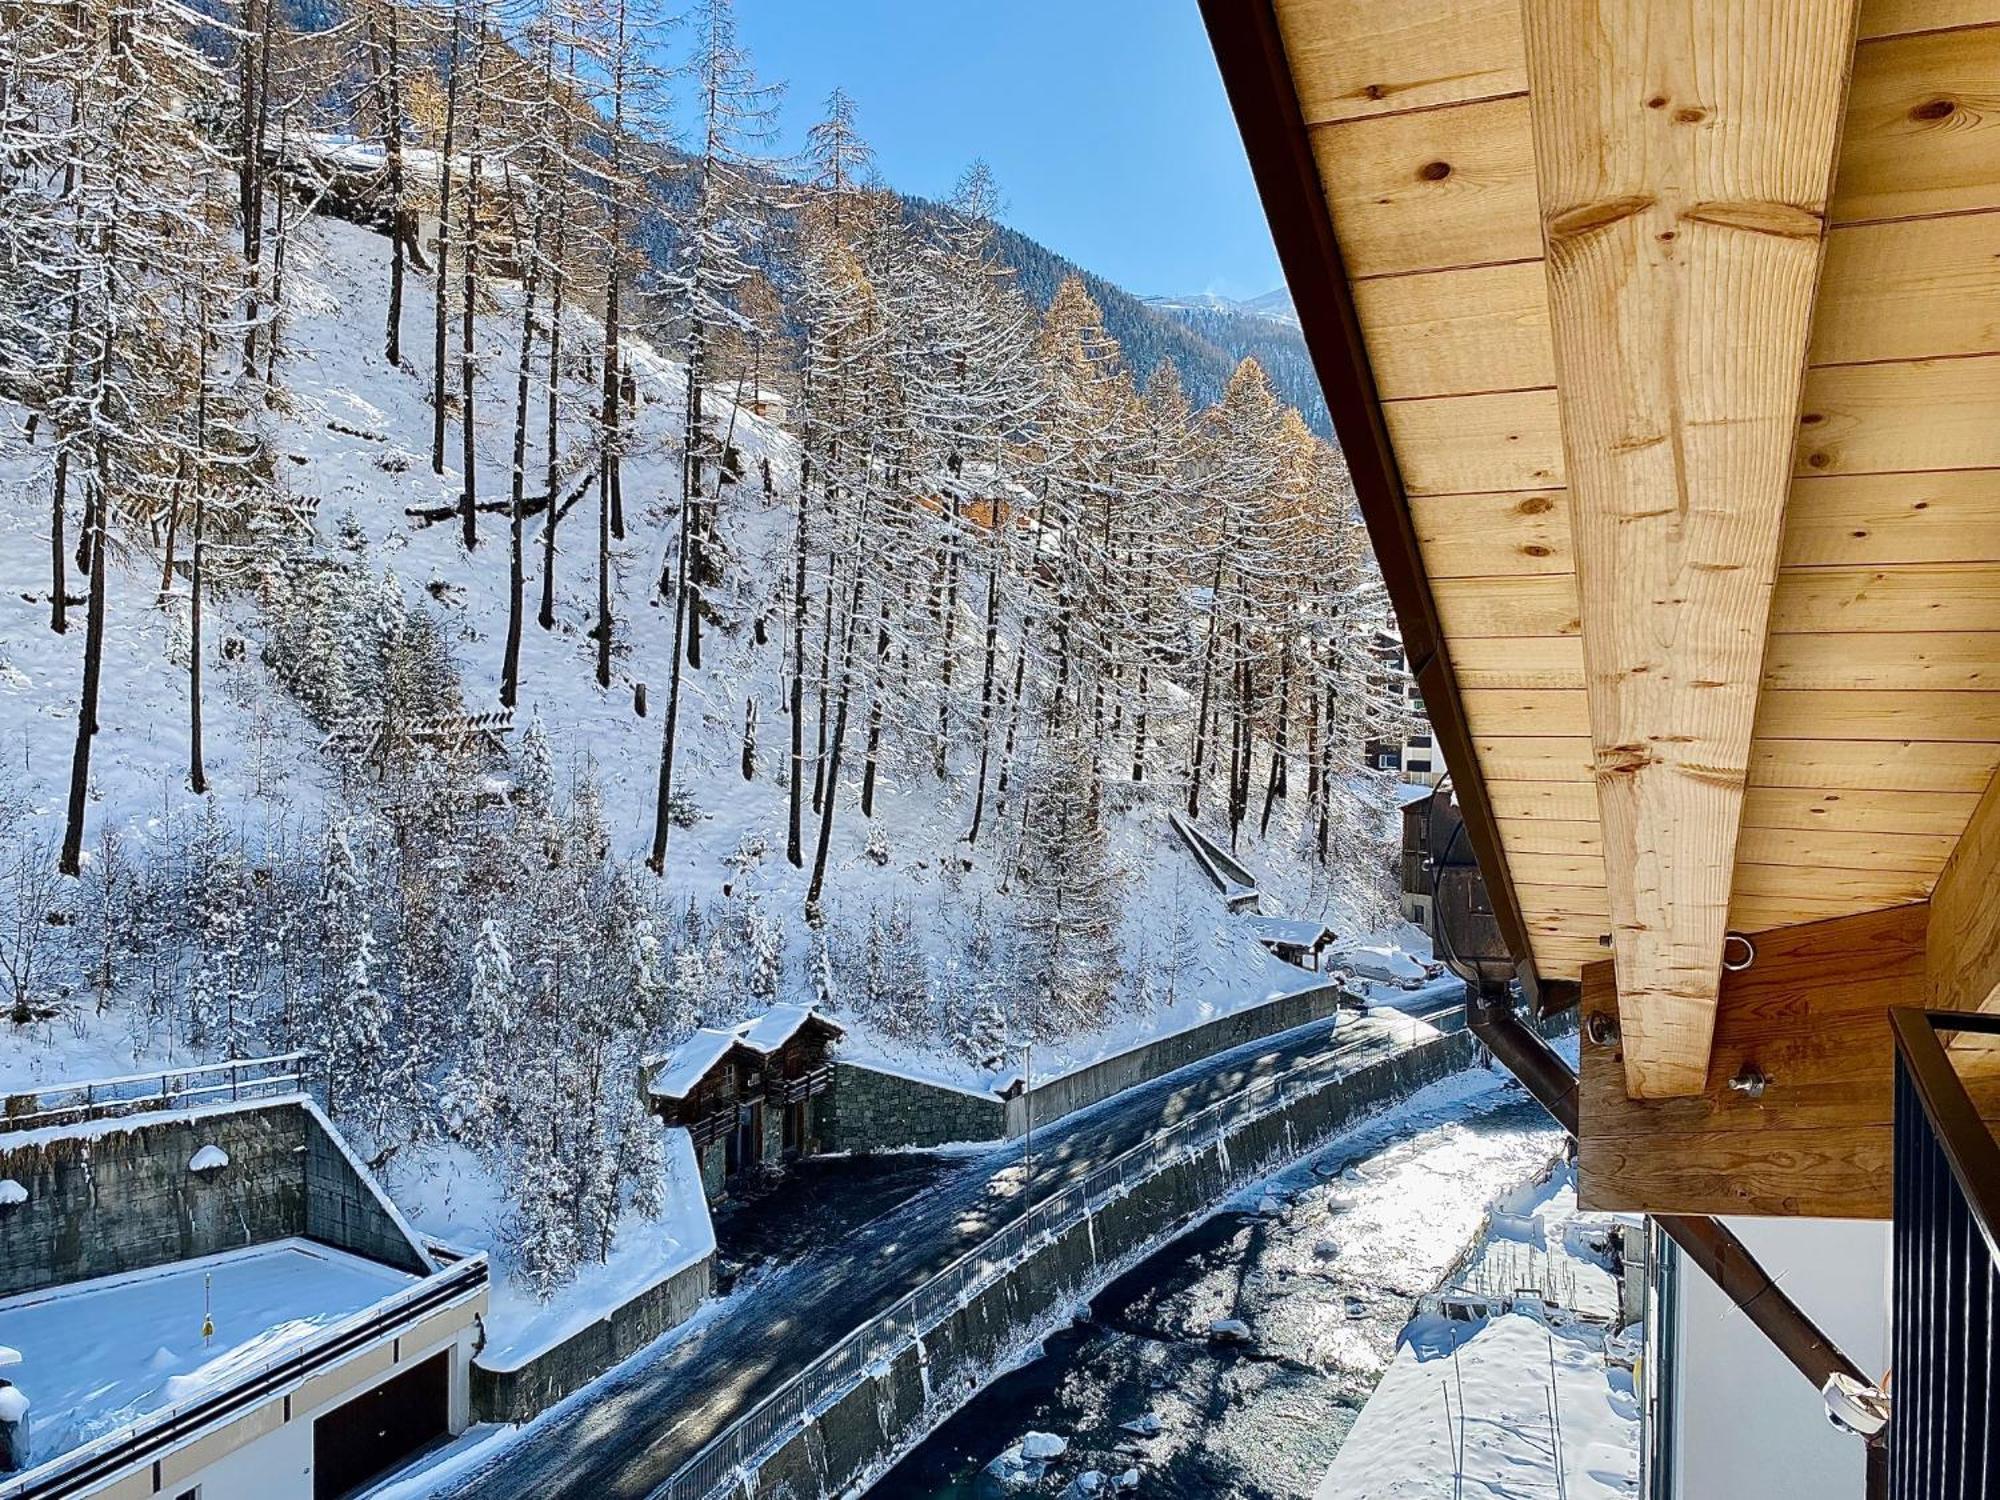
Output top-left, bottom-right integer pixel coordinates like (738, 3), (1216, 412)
(1382, 388), (1564, 494)
(1797, 356), (2000, 476)
(1577, 904), (1929, 1215)
(1811, 213), (2000, 364)
(1354, 260), (1556, 398)
(1857, 0), (2000, 39)
(1523, 0), (1860, 1097)
(1742, 784), (1987, 834)
(1754, 689), (2000, 741)
(1310, 94), (1541, 278)
(1768, 566), (2000, 634)
(1274, 0), (1525, 125)
(1746, 737), (2000, 791)
(1927, 765), (2000, 1013)
(1410, 490), (1573, 577)
(1780, 471), (2000, 566)
(1761, 630), (2000, 689)
(1833, 24), (2000, 224)
(1448, 635), (1587, 689)
(1432, 573), (1580, 638)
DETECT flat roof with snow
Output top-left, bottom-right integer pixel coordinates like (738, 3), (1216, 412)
(0, 1238), (417, 1470)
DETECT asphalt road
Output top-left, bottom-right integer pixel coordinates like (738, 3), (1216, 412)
(427, 1005), (1455, 1500)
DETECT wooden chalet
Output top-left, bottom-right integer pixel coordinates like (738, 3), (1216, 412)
(646, 1006), (843, 1200)
(1200, 1), (2000, 1494)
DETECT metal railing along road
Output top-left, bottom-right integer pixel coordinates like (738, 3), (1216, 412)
(653, 1009), (1440, 1500)
(0, 1052), (313, 1133)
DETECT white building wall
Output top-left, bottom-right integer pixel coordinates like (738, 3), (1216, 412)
(1667, 1217), (1888, 1500)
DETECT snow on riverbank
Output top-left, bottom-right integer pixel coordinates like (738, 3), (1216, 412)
(1319, 1159), (1641, 1498)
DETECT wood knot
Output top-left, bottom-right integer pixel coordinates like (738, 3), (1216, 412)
(1682, 200), (1823, 240)
(1548, 195), (1653, 241)
(1911, 97), (1956, 122)
(1517, 495), (1555, 516)
(1418, 160), (1452, 182)
(1673, 107), (1707, 124)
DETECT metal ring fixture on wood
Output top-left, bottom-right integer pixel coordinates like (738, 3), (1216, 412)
(1723, 933), (1757, 973)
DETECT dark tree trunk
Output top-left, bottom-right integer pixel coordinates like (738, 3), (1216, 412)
(457, 20), (483, 552)
(538, 201), (566, 630)
(966, 561), (1002, 847)
(60, 462), (108, 877)
(430, 6), (462, 475)
(648, 490), (696, 874)
(501, 180), (542, 708)
(860, 593), (888, 818)
(787, 466), (809, 867)
(1188, 555), (1224, 818)
(188, 329), (210, 794)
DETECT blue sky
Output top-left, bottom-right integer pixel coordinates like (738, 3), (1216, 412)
(715, 0), (1284, 301)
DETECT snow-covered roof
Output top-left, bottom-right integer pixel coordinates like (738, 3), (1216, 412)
(0, 1239), (416, 1472)
(1246, 916), (1335, 949)
(646, 1006), (842, 1101)
(734, 1003), (828, 1054)
(1391, 781), (1439, 808)
(646, 1028), (744, 1102)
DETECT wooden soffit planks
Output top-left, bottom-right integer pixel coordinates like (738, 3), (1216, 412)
(1928, 765), (2000, 1018)
(1521, 0), (1862, 1097)
(1579, 903), (1932, 1217)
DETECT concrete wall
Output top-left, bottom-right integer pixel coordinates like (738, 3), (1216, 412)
(818, 1061), (1007, 1152)
(0, 1099), (424, 1298)
(736, 1026), (1490, 1498)
(1003, 984), (1348, 1136)
(472, 1252), (716, 1423)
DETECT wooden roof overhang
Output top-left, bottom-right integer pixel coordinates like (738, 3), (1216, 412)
(1203, 0), (2000, 1216)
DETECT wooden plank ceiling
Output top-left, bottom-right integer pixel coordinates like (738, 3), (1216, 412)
(1274, 0), (2000, 1094)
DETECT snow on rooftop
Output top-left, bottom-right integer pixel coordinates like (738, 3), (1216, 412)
(646, 1028), (744, 1102)
(734, 1002), (831, 1054)
(0, 1238), (417, 1469)
(1246, 915), (1335, 948)
(647, 1005), (838, 1100)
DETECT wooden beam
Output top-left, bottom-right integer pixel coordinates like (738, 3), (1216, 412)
(1579, 904), (1929, 1216)
(1521, 0), (1862, 1097)
(1928, 765), (2000, 1015)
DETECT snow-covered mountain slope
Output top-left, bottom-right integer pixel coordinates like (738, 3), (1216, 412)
(0, 212), (1398, 1334)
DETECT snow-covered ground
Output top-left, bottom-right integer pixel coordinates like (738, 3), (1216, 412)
(1319, 1159), (1641, 1499)
(0, 1239), (415, 1469)
(401, 1129), (714, 1371)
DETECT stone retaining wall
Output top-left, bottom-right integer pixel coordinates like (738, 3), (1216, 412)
(0, 1098), (426, 1298)
(472, 1252), (716, 1423)
(732, 1023), (1502, 1498)
(817, 1061), (1007, 1153)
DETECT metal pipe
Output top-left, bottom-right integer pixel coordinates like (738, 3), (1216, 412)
(1465, 982), (1869, 1392)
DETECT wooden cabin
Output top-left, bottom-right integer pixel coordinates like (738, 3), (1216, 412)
(1201, 2), (2000, 1494)
(646, 1006), (843, 1201)
(1246, 914), (1338, 970)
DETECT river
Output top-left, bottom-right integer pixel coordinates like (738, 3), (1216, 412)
(867, 1065), (1565, 1500)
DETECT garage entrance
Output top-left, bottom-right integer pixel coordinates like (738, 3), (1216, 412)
(312, 1349), (449, 1499)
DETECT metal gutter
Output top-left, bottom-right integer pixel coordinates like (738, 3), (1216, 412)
(1195, 0), (1562, 1009)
